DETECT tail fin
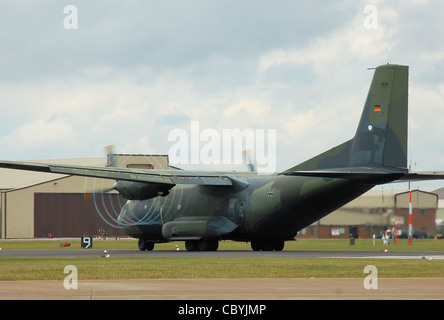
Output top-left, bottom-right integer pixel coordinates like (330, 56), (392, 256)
(284, 64), (409, 173)
(350, 64), (408, 168)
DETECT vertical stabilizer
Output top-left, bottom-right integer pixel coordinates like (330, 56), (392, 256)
(349, 64), (408, 169)
(284, 64), (409, 173)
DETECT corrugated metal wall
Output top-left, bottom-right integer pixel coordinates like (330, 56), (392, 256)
(34, 193), (127, 237)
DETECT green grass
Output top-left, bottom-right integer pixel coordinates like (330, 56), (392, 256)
(0, 257), (443, 280)
(1, 239), (444, 280)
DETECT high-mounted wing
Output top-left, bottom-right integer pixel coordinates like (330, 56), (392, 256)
(0, 160), (233, 186)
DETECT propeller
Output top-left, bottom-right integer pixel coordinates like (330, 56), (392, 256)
(83, 146), (163, 229)
(82, 145), (123, 230)
(83, 146), (182, 229)
(84, 145), (117, 203)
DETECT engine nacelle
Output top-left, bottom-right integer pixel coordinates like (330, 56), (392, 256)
(114, 180), (173, 200)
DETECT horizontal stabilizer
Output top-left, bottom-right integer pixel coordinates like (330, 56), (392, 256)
(398, 171), (444, 181)
(282, 167), (444, 183)
(281, 166), (407, 183)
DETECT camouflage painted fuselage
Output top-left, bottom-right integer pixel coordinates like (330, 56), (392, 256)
(118, 174), (374, 242)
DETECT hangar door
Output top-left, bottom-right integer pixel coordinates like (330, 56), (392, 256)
(34, 193), (127, 238)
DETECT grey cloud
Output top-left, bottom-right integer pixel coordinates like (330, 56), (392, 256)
(0, 1), (355, 82)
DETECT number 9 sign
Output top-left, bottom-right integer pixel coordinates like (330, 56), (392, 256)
(81, 236), (93, 249)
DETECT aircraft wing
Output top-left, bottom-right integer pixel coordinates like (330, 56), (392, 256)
(0, 160), (233, 186)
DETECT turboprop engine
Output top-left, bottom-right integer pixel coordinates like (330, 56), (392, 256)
(113, 180), (173, 200)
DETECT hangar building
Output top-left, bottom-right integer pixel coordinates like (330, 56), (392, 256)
(0, 154), (174, 239)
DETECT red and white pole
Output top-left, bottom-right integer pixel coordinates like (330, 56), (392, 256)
(408, 183), (413, 246)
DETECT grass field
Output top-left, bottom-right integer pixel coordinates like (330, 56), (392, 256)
(1, 238), (443, 280)
(1, 257), (444, 280)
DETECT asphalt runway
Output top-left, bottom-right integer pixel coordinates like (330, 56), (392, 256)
(1, 278), (444, 300)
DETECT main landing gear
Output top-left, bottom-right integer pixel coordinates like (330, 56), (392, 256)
(138, 238), (219, 251)
(251, 239), (285, 251)
(185, 239), (219, 251)
(138, 238), (285, 252)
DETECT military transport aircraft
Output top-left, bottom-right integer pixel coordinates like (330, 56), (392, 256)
(1, 64), (444, 251)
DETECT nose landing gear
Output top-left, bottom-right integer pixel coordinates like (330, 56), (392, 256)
(138, 238), (155, 251)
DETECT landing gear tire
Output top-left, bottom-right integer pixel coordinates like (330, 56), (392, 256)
(251, 240), (284, 251)
(138, 239), (155, 251)
(251, 240), (262, 251)
(198, 239), (219, 251)
(185, 239), (218, 251)
(271, 239), (285, 251)
(185, 240), (198, 251)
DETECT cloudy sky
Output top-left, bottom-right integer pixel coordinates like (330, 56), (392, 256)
(1, 1), (443, 190)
